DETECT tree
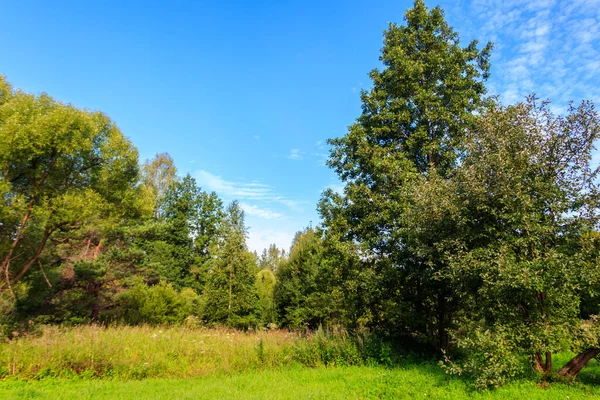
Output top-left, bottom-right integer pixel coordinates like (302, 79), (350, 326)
(143, 174), (224, 290)
(274, 227), (325, 328)
(141, 153), (178, 219)
(0, 75), (139, 299)
(258, 244), (286, 272)
(256, 269), (276, 325)
(204, 201), (260, 328)
(437, 98), (600, 387)
(321, 0), (492, 349)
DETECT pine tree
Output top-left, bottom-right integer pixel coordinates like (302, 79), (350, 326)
(204, 201), (260, 328)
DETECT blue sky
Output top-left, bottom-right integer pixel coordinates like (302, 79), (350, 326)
(1, 0), (599, 253)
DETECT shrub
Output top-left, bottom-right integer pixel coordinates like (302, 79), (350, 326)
(117, 281), (199, 325)
(441, 325), (524, 389)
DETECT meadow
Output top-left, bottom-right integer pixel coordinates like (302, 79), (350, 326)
(1, 326), (600, 399)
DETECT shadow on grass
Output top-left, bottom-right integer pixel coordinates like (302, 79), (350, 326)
(567, 357), (600, 386)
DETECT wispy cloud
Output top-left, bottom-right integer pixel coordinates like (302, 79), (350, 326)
(288, 148), (304, 160)
(329, 182), (345, 195)
(313, 140), (330, 165)
(240, 203), (283, 220)
(195, 170), (271, 198)
(194, 169), (303, 212)
(446, 0), (599, 110)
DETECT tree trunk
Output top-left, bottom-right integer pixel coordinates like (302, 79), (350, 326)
(92, 241), (102, 259)
(228, 264), (233, 320)
(0, 204), (34, 291)
(545, 351), (552, 373)
(534, 352), (544, 373)
(558, 348), (600, 379)
(11, 229), (52, 283)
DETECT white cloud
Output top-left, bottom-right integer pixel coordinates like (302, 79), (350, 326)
(194, 169), (303, 211)
(288, 148), (304, 160)
(247, 229), (295, 254)
(274, 197), (303, 212)
(192, 170), (308, 253)
(452, 0), (600, 107)
(240, 203), (283, 220)
(195, 170), (271, 199)
(329, 182), (345, 195)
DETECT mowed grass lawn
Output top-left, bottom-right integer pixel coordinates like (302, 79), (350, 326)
(2, 364), (600, 400)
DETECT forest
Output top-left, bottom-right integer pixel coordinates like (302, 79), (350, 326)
(1, 0), (600, 395)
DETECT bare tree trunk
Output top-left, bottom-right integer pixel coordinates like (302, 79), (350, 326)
(545, 351), (552, 373)
(10, 229), (52, 283)
(534, 352), (544, 373)
(228, 265), (233, 320)
(83, 238), (91, 260)
(92, 241), (102, 259)
(558, 348), (600, 379)
(1, 167), (54, 285)
(38, 260), (52, 288)
(0, 204), (34, 293)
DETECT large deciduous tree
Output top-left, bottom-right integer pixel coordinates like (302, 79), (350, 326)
(0, 75), (139, 300)
(321, 0), (492, 349)
(436, 98), (600, 387)
(141, 152), (178, 219)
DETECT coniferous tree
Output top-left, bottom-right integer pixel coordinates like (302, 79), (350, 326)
(204, 201), (259, 328)
(145, 174), (224, 291)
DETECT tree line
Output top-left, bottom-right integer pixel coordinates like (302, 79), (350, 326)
(2, 0), (600, 388)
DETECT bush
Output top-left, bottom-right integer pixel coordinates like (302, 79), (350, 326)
(117, 281), (199, 325)
(441, 325), (524, 389)
(292, 326), (397, 368)
(0, 282), (30, 338)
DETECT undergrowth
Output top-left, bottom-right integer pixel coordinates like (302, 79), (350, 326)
(0, 325), (396, 380)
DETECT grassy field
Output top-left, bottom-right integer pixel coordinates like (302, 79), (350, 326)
(1, 365), (600, 399)
(1, 325), (600, 398)
(0, 324), (379, 379)
(0, 325), (301, 379)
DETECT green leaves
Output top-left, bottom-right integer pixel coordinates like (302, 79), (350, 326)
(440, 98), (600, 385)
(0, 75), (139, 292)
(322, 0), (494, 349)
(203, 201), (260, 328)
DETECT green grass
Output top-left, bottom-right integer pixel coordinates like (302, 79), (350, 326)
(1, 365), (600, 399)
(0, 324), (391, 379)
(1, 325), (600, 398)
(0, 325), (301, 379)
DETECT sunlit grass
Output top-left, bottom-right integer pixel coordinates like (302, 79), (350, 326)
(0, 324), (391, 379)
(0, 325), (301, 379)
(1, 325), (599, 398)
(1, 365), (600, 399)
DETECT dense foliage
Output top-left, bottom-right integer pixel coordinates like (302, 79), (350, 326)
(1, 0), (599, 389)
